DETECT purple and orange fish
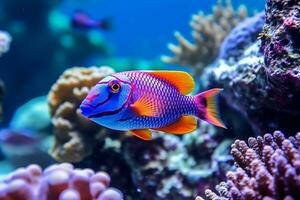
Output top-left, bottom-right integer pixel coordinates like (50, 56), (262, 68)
(80, 71), (226, 140)
(72, 11), (112, 30)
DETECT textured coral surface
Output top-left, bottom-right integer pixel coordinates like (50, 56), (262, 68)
(0, 163), (123, 200)
(48, 66), (115, 162)
(202, 0), (300, 135)
(198, 131), (300, 200)
(162, 0), (247, 74)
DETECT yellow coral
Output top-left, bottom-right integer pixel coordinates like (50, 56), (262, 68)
(162, 0), (247, 75)
(48, 66), (114, 162)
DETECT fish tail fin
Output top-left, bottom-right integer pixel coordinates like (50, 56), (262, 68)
(98, 17), (112, 30)
(194, 88), (226, 128)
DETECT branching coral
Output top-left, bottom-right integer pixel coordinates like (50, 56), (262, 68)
(0, 31), (11, 57)
(162, 0), (247, 74)
(0, 163), (123, 200)
(197, 131), (300, 200)
(48, 66), (114, 162)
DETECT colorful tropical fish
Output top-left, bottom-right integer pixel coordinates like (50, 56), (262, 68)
(80, 71), (226, 140)
(71, 11), (112, 30)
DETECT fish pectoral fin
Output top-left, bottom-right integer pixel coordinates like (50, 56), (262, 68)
(130, 97), (158, 117)
(153, 115), (197, 134)
(147, 71), (195, 95)
(129, 129), (152, 140)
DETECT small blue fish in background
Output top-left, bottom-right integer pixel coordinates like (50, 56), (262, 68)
(71, 10), (112, 31)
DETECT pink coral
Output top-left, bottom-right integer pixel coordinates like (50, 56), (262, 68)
(0, 163), (123, 200)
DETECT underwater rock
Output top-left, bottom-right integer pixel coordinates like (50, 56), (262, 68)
(219, 12), (265, 60)
(0, 128), (55, 168)
(162, 0), (247, 75)
(202, 0), (300, 135)
(48, 66), (115, 162)
(0, 31), (11, 57)
(0, 163), (123, 200)
(259, 0), (300, 133)
(197, 130), (300, 200)
(9, 96), (51, 133)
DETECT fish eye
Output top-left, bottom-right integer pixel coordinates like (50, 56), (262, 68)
(109, 81), (121, 93)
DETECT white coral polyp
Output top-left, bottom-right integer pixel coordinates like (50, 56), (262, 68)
(0, 31), (12, 56)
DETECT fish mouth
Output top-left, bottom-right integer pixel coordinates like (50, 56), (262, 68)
(79, 103), (95, 118)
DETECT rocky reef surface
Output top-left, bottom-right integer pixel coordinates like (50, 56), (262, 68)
(201, 0), (300, 136)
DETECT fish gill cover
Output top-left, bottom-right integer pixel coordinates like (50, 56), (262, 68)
(0, 0), (299, 200)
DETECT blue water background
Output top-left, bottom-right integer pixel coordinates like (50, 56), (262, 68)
(60, 0), (265, 61)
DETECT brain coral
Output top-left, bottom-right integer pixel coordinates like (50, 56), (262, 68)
(197, 131), (300, 200)
(48, 66), (114, 162)
(0, 163), (123, 200)
(162, 0), (247, 75)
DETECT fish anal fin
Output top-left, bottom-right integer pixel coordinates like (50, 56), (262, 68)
(129, 129), (152, 140)
(130, 97), (158, 117)
(147, 71), (195, 95)
(154, 115), (197, 134)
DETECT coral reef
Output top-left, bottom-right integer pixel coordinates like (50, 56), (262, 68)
(198, 131), (300, 200)
(219, 12), (265, 60)
(0, 31), (11, 57)
(48, 66), (115, 162)
(201, 0), (300, 135)
(0, 163), (123, 200)
(121, 123), (233, 200)
(162, 0), (247, 75)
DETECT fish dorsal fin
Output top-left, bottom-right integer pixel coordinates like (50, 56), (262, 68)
(129, 129), (152, 140)
(147, 71), (195, 95)
(130, 96), (159, 117)
(153, 115), (197, 134)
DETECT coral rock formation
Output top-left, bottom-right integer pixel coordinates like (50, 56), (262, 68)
(122, 123), (233, 200)
(162, 0), (247, 74)
(219, 12), (265, 60)
(0, 31), (11, 57)
(0, 163), (123, 200)
(48, 66), (114, 162)
(198, 131), (300, 200)
(203, 0), (300, 135)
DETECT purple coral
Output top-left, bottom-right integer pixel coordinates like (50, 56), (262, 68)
(0, 163), (123, 200)
(219, 12), (265, 60)
(198, 131), (300, 200)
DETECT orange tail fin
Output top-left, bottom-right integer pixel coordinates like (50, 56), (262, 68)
(195, 88), (226, 128)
